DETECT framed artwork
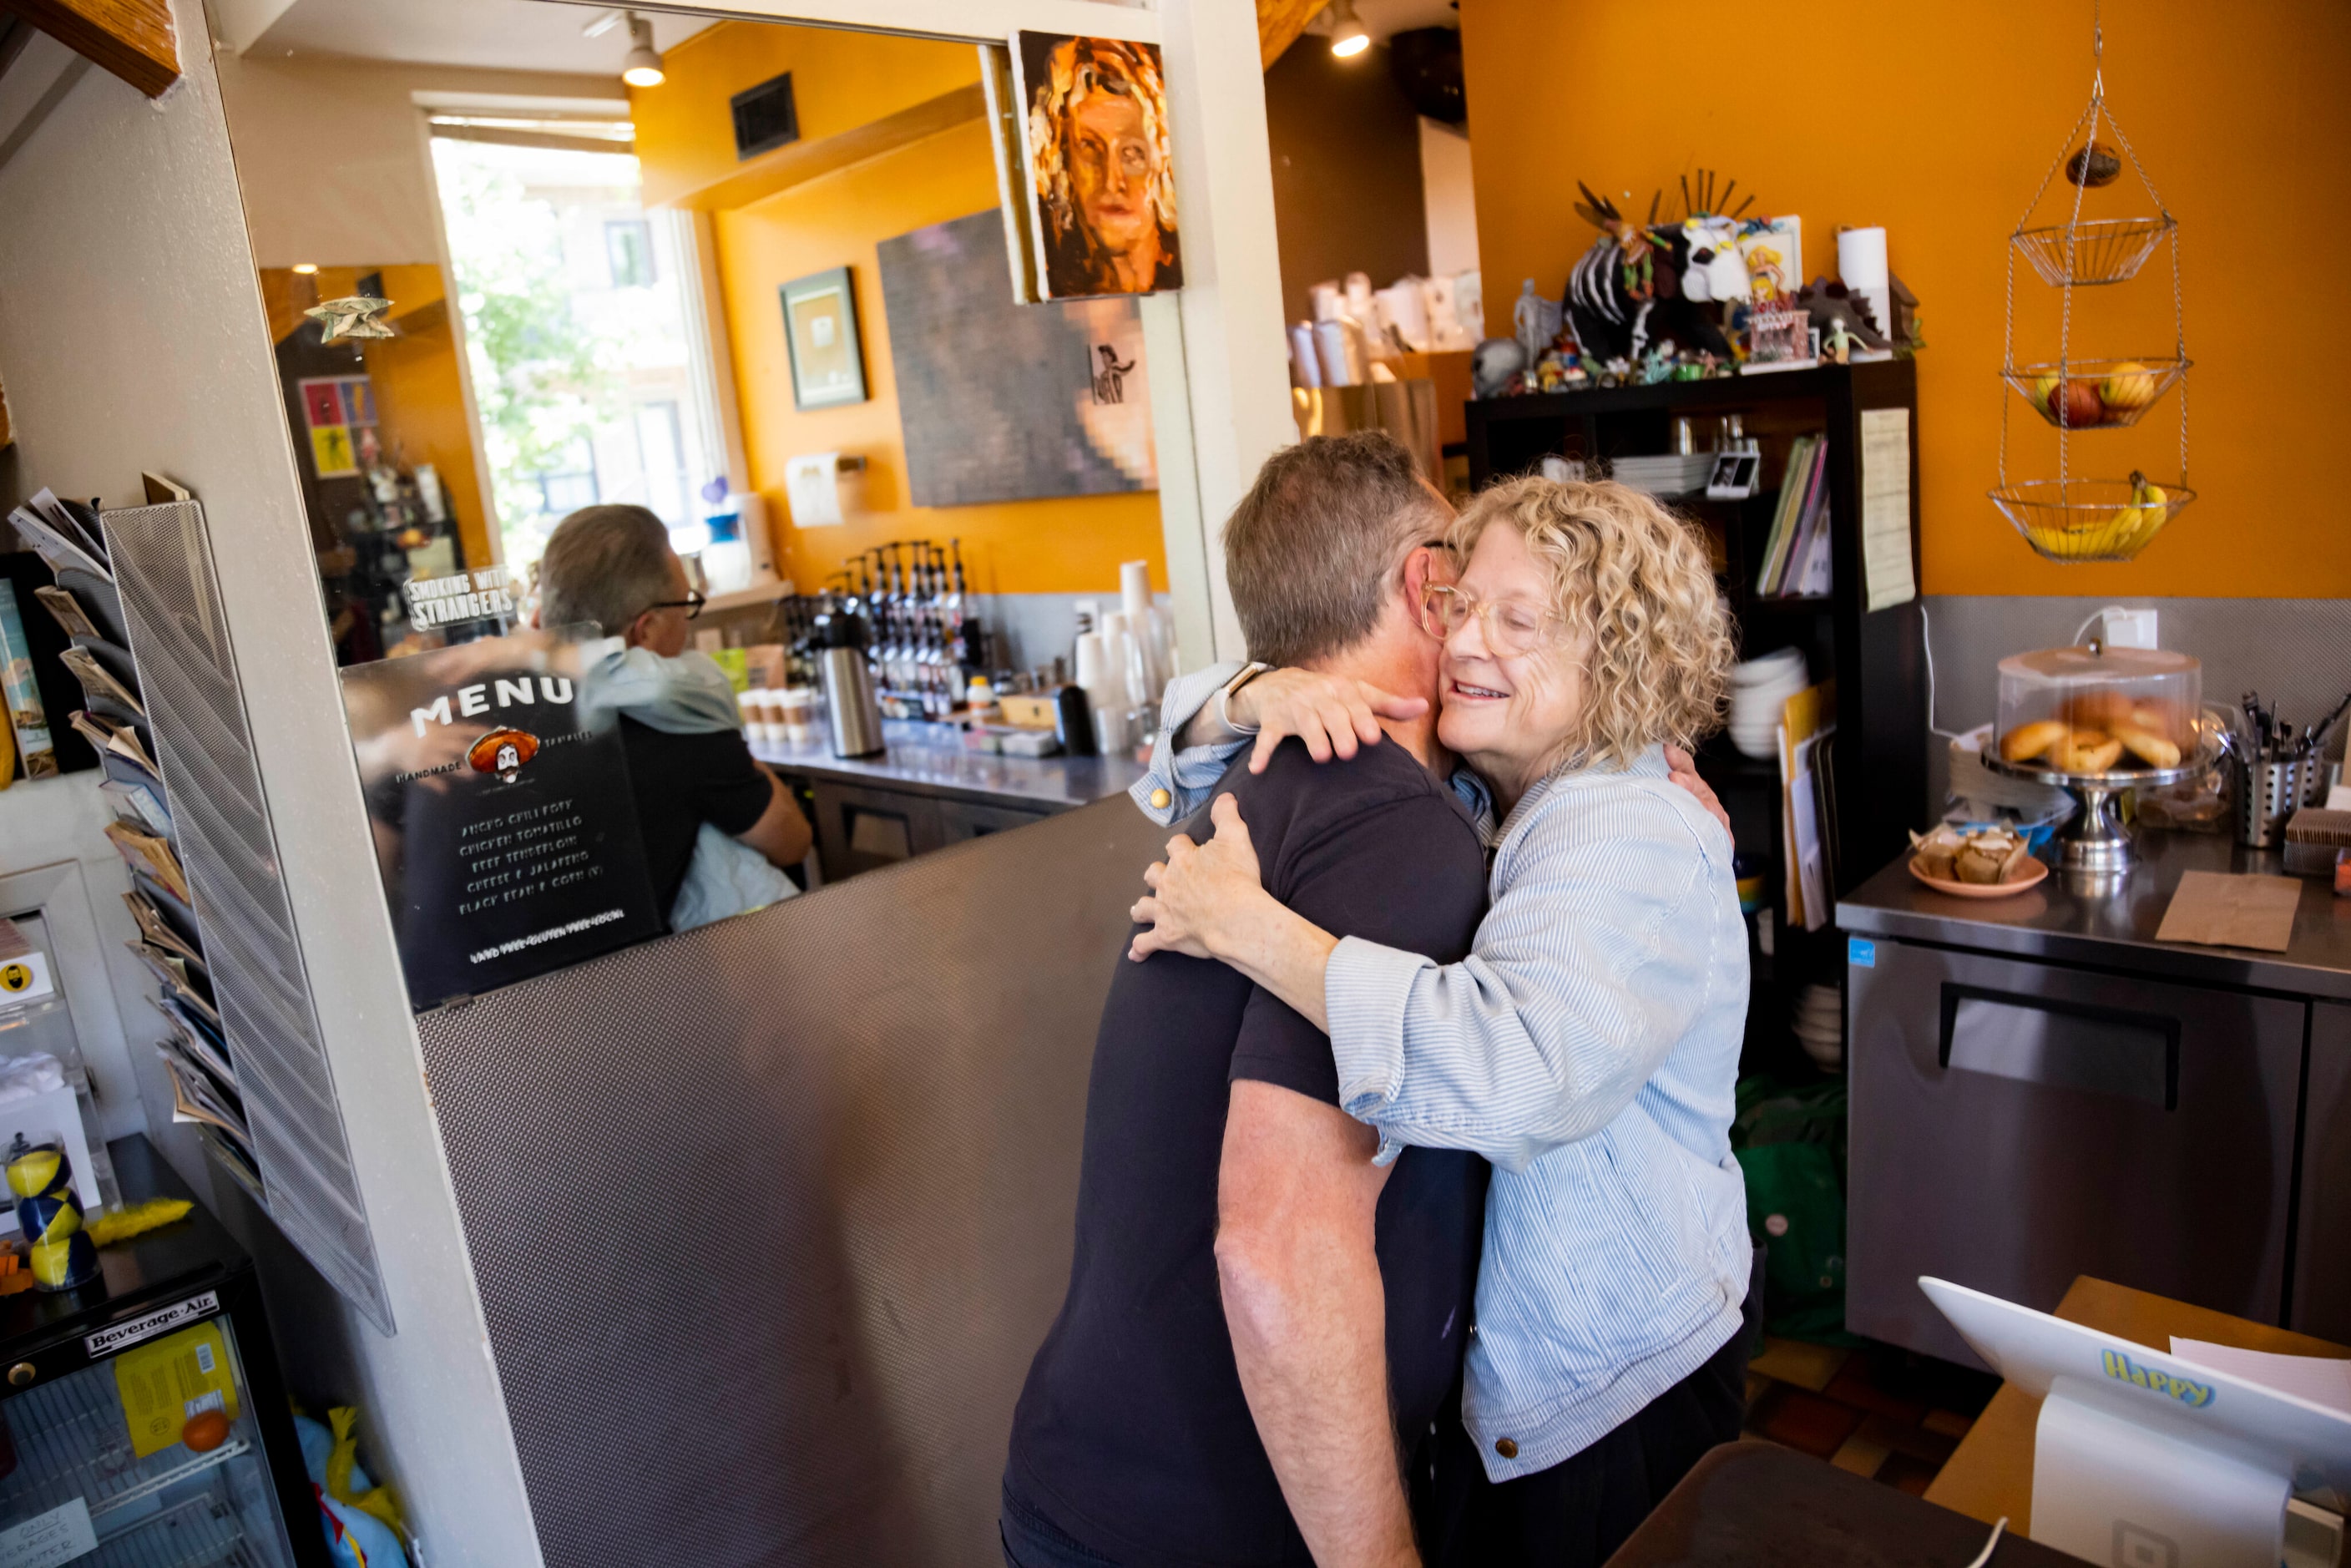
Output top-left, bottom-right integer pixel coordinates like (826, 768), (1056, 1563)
(779, 266), (867, 410)
(1011, 33), (1183, 300)
(877, 208), (1155, 507)
(296, 373), (374, 478)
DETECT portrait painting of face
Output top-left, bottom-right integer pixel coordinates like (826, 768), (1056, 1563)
(1014, 33), (1183, 300)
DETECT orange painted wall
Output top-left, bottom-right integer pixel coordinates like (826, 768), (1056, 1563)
(632, 23), (1165, 595)
(1459, 0), (2351, 598)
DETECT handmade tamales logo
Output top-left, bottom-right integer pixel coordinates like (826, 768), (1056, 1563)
(467, 727), (541, 784)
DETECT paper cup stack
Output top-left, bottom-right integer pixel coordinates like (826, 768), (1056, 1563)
(1728, 647), (1807, 761)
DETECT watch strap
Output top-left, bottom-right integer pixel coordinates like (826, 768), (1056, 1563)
(1216, 661), (1273, 736)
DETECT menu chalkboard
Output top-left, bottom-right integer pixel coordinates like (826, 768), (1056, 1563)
(340, 629), (660, 1009)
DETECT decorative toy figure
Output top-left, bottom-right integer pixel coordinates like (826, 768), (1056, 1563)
(1563, 184), (1656, 362)
(1822, 316), (1858, 366)
(1469, 336), (1527, 399)
(1512, 278), (1563, 372)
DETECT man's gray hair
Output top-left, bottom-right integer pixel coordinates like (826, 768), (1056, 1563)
(537, 504), (675, 636)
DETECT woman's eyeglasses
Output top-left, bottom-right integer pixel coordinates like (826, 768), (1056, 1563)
(1418, 584), (1558, 657)
(646, 591), (706, 621)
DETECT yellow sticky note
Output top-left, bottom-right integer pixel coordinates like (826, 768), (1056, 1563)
(113, 1322), (238, 1459)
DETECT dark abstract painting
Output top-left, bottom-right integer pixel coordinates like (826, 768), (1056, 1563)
(875, 207), (1155, 508)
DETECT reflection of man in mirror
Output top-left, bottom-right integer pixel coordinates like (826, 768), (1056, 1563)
(535, 505), (812, 923)
(1029, 38), (1183, 297)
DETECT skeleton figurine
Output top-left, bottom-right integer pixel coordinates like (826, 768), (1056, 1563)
(1512, 278), (1563, 371)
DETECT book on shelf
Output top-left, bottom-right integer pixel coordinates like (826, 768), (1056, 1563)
(1756, 436), (1833, 598)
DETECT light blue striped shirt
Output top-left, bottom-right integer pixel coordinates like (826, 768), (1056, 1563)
(1135, 665), (1751, 1479)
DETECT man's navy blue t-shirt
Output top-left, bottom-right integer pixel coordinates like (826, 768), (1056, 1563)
(1007, 737), (1489, 1565)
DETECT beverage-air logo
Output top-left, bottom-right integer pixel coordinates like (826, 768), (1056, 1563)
(2102, 1349), (2214, 1408)
(409, 674), (574, 738)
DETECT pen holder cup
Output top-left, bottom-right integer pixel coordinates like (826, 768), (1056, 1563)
(2237, 756), (2303, 849)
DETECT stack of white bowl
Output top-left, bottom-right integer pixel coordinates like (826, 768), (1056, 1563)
(1792, 983), (1843, 1071)
(1728, 647), (1807, 761)
(1611, 453), (1720, 498)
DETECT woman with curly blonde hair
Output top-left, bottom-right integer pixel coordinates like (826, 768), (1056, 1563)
(1130, 476), (1752, 1565)
(1025, 37), (1182, 296)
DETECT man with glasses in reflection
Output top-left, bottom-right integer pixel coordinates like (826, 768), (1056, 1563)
(533, 503), (810, 923)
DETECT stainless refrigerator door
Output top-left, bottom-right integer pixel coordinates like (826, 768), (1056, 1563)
(2295, 999), (2351, 1343)
(1848, 938), (2306, 1367)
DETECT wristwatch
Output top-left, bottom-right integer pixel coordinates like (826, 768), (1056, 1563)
(1216, 661), (1273, 735)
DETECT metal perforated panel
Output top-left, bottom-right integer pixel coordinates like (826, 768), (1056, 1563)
(418, 797), (1164, 1568)
(104, 499), (393, 1332)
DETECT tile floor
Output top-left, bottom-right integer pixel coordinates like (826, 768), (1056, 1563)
(1742, 1337), (2000, 1495)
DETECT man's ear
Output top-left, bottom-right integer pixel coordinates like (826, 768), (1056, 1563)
(620, 609), (653, 650)
(1400, 544), (1452, 605)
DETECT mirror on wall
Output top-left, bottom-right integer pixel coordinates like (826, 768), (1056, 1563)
(205, 0), (1182, 983)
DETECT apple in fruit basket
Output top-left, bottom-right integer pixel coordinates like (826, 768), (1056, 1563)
(2026, 372), (2060, 414)
(2101, 361), (2157, 410)
(2057, 380), (2106, 427)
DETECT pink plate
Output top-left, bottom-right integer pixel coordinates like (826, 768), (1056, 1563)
(1908, 856), (2050, 899)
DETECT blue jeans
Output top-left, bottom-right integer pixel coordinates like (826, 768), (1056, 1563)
(1000, 1479), (1121, 1568)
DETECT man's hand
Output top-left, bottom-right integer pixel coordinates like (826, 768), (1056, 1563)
(1664, 744), (1732, 844)
(1230, 669), (1430, 776)
(1217, 1081), (1421, 1568)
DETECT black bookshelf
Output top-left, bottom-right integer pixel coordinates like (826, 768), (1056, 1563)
(1466, 360), (1928, 1070)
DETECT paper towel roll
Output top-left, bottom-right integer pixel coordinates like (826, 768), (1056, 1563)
(1120, 560), (1153, 618)
(1837, 227), (1888, 289)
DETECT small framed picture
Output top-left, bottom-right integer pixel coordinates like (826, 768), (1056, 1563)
(780, 266), (867, 411)
(1705, 451), (1761, 499)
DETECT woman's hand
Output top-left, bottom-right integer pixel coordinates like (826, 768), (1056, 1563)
(1664, 744), (1733, 844)
(1130, 794), (1272, 962)
(1229, 669), (1429, 776)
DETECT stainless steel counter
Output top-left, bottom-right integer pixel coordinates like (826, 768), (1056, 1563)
(751, 730), (1147, 813)
(1838, 828), (2351, 1002)
(750, 727), (1150, 883)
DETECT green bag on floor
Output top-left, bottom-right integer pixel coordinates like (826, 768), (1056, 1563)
(1732, 1076), (1855, 1343)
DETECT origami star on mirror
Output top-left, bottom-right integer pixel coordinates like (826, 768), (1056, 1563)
(306, 296), (396, 343)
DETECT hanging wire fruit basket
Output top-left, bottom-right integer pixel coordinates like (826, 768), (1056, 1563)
(2012, 216), (2174, 287)
(2001, 356), (2189, 430)
(1989, 474), (2195, 563)
(1993, 0), (2190, 563)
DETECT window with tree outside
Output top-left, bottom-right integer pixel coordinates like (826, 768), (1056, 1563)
(430, 134), (726, 574)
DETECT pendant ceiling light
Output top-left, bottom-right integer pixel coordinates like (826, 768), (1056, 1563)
(622, 13), (665, 89)
(1328, 0), (1371, 58)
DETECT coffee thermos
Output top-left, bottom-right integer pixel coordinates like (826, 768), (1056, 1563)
(813, 606), (885, 758)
